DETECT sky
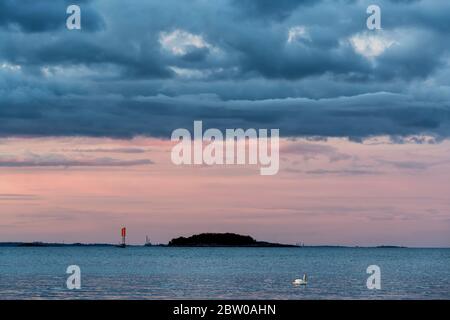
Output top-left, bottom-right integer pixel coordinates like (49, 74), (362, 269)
(1, 0), (450, 246)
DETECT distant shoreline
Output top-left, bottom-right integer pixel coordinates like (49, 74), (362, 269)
(3, 232), (446, 248)
(0, 242), (415, 249)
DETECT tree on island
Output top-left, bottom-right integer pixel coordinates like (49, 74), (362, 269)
(168, 233), (295, 247)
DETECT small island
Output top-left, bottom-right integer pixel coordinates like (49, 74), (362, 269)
(168, 233), (296, 247)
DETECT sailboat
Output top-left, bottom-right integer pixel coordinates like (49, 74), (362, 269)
(144, 235), (152, 247)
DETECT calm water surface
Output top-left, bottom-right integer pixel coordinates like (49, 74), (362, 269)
(0, 247), (449, 299)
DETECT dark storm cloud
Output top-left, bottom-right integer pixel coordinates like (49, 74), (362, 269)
(1, 0), (450, 140)
(232, 0), (320, 20)
(0, 0), (104, 32)
(1, 92), (449, 139)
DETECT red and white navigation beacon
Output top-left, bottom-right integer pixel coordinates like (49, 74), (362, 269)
(117, 227), (126, 248)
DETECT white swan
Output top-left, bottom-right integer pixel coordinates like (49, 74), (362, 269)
(293, 273), (307, 285)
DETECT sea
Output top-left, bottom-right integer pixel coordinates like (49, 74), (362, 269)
(0, 247), (449, 299)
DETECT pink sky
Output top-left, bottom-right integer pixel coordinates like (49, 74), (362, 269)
(1, 136), (449, 247)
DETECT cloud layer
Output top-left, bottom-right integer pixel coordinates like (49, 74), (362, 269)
(1, 0), (450, 140)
